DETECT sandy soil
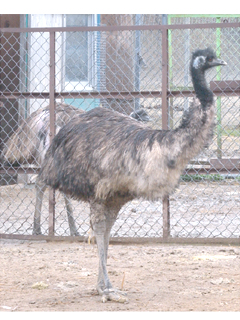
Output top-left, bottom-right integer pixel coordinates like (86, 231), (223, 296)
(0, 239), (239, 312)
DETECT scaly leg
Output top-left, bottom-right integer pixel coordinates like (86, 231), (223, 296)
(33, 178), (47, 235)
(90, 199), (128, 303)
(63, 194), (80, 236)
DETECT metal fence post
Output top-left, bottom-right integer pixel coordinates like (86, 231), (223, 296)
(49, 31), (56, 237)
(161, 19), (170, 240)
(134, 14), (142, 111)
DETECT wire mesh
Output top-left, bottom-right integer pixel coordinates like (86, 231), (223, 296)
(0, 15), (239, 241)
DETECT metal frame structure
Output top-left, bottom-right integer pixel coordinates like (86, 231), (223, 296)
(0, 21), (240, 244)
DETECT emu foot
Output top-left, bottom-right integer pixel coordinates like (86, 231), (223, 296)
(33, 220), (42, 235)
(70, 230), (80, 236)
(32, 228), (42, 235)
(100, 288), (128, 303)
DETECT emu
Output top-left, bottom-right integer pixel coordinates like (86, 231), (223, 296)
(1, 103), (149, 236)
(38, 48), (226, 302)
(1, 103), (83, 236)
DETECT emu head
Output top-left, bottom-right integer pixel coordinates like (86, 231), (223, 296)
(130, 108), (150, 122)
(191, 47), (227, 71)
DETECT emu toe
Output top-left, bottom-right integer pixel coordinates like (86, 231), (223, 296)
(101, 288), (128, 303)
(70, 230), (80, 236)
(32, 228), (42, 235)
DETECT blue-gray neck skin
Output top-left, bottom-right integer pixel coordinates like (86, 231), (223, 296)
(191, 67), (214, 109)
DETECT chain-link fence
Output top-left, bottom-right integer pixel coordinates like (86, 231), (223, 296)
(0, 14), (239, 243)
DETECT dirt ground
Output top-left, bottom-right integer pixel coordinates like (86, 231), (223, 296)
(0, 239), (239, 312)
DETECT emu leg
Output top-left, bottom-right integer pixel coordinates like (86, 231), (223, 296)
(63, 194), (80, 236)
(33, 178), (47, 235)
(90, 200), (128, 303)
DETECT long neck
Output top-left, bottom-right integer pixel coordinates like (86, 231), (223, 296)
(191, 67), (213, 109)
(172, 66), (215, 166)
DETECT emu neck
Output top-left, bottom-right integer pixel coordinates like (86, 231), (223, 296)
(191, 68), (213, 108)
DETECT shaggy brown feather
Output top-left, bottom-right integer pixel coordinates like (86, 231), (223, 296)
(2, 103), (84, 166)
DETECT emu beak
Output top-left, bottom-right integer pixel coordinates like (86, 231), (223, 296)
(212, 58), (227, 67)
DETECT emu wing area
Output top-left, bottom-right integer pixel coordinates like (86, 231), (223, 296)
(39, 107), (166, 201)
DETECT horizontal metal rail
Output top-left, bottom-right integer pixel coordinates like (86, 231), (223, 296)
(0, 232), (239, 245)
(1, 80), (239, 101)
(1, 88), (239, 101)
(1, 158), (239, 175)
(1, 91), (163, 100)
(0, 21), (239, 33)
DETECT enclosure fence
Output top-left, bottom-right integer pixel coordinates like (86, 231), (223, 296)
(0, 19), (240, 244)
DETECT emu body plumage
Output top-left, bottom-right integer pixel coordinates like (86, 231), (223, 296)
(41, 105), (214, 203)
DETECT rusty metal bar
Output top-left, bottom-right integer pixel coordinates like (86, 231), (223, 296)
(2, 85), (240, 101)
(2, 86), (240, 101)
(210, 80), (240, 93)
(0, 167), (40, 174)
(184, 168), (240, 175)
(0, 91), (163, 100)
(1, 230), (239, 245)
(48, 31), (56, 237)
(1, 232), (240, 245)
(209, 158), (240, 170)
(161, 24), (171, 240)
(162, 196), (170, 239)
(1, 158), (239, 175)
(161, 30), (169, 131)
(0, 21), (239, 34)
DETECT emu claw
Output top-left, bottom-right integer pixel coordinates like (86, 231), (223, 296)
(32, 229), (42, 235)
(70, 231), (80, 236)
(101, 288), (128, 303)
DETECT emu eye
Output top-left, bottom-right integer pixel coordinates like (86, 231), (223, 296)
(208, 57), (213, 62)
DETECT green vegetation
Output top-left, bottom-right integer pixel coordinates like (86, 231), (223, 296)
(218, 128), (240, 137)
(181, 174), (231, 182)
